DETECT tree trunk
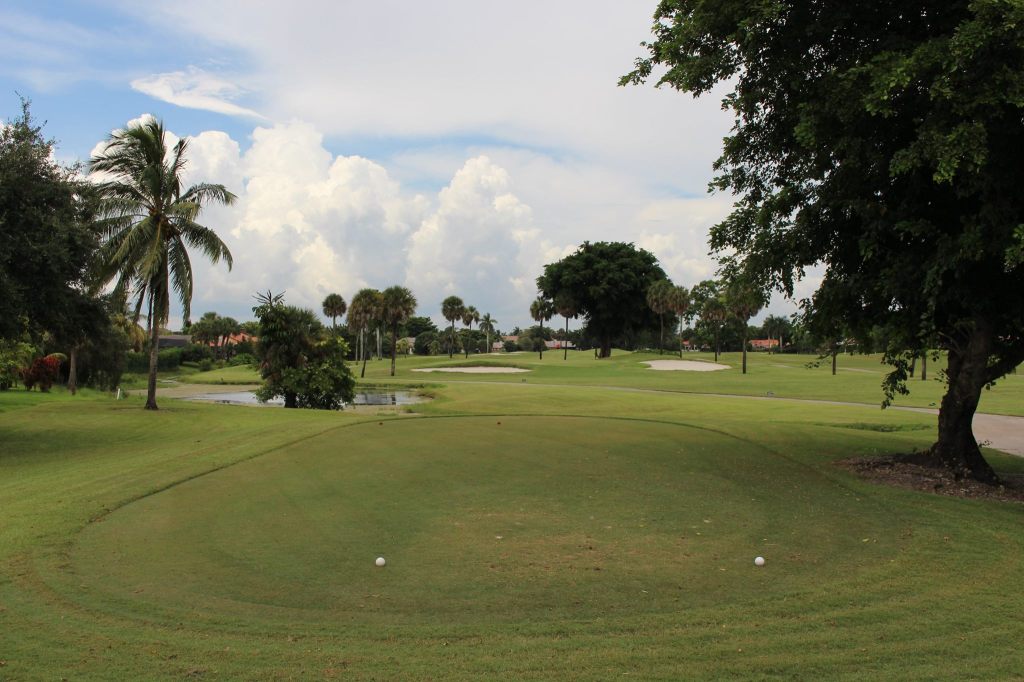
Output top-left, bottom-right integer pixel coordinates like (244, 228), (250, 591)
(284, 392), (297, 408)
(146, 309), (160, 410)
(921, 352), (928, 381)
(564, 318), (569, 360)
(361, 329), (368, 378)
(741, 329), (748, 374)
(68, 345), (79, 396)
(539, 322), (544, 360)
(679, 318), (684, 358)
(600, 335), (611, 358)
(909, 355), (917, 378)
(831, 348), (837, 376)
(659, 315), (664, 355)
(390, 324), (397, 377)
(931, 328), (998, 483)
(449, 322), (454, 359)
(714, 329), (720, 362)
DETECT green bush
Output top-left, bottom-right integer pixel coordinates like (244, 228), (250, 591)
(198, 358), (214, 372)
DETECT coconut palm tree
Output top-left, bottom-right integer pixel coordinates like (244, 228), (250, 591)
(322, 293), (347, 332)
(554, 292), (578, 360)
(441, 296), (465, 358)
(669, 285), (690, 358)
(646, 279), (675, 355)
(530, 297), (555, 360)
(91, 117), (235, 410)
(381, 286), (417, 376)
(348, 288), (382, 378)
(478, 313), (497, 354)
(461, 305), (479, 357)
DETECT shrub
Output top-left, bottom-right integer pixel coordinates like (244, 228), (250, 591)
(0, 341), (34, 390)
(23, 355), (61, 391)
(228, 352), (256, 367)
(197, 358), (214, 372)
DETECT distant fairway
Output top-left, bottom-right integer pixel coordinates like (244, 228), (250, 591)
(2, 363), (1023, 679)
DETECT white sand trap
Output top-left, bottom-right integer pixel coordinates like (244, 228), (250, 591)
(413, 366), (530, 374)
(642, 360), (729, 372)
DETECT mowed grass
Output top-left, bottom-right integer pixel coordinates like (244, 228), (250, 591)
(1, 374), (1023, 679)
(357, 349), (1024, 416)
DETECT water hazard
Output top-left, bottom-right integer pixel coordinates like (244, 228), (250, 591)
(187, 389), (423, 407)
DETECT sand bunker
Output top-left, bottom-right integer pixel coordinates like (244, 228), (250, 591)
(413, 366), (530, 374)
(642, 360), (729, 372)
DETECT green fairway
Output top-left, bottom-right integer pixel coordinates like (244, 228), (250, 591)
(2, 370), (1023, 679)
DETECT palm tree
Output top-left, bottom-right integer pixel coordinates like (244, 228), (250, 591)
(761, 314), (789, 355)
(725, 280), (766, 375)
(702, 297), (728, 362)
(91, 117), (235, 410)
(478, 313), (497, 354)
(554, 292), (578, 360)
(348, 288), (382, 378)
(668, 285), (690, 358)
(646, 279), (675, 355)
(322, 293), (347, 332)
(381, 286), (417, 376)
(461, 305), (479, 358)
(441, 296), (465, 359)
(530, 297), (555, 360)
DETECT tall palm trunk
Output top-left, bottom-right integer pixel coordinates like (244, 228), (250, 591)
(659, 315), (664, 355)
(564, 317), (569, 360)
(361, 328), (369, 378)
(145, 291), (160, 410)
(449, 322), (455, 358)
(714, 328), (720, 362)
(741, 327), (748, 374)
(922, 352), (928, 381)
(538, 320), (544, 360)
(390, 323), (398, 376)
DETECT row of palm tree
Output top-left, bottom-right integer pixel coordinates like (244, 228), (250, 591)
(645, 280), (690, 357)
(440, 296), (497, 357)
(322, 287), (418, 378)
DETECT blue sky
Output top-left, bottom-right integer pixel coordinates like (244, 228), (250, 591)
(1, 1), (807, 330)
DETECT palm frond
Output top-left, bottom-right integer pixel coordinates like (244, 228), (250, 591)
(175, 219), (234, 270)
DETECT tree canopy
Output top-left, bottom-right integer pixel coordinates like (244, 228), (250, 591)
(624, 0), (1024, 481)
(537, 242), (667, 357)
(0, 100), (99, 343)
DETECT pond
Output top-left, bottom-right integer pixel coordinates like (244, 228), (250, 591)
(186, 389), (424, 407)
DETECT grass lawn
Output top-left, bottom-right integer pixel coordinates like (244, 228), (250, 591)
(1, 366), (1022, 679)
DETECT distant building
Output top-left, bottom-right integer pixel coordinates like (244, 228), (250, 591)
(544, 339), (576, 350)
(750, 338), (780, 351)
(158, 334), (192, 349)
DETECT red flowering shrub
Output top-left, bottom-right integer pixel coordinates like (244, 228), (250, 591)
(23, 356), (61, 392)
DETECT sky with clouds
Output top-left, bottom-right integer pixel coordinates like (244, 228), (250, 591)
(0, 0), (811, 331)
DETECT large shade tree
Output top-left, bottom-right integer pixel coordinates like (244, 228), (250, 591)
(91, 117), (234, 410)
(538, 242), (667, 358)
(381, 286), (417, 376)
(0, 100), (100, 345)
(624, 0), (1024, 481)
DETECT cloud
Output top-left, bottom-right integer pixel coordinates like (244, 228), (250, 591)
(131, 67), (266, 120)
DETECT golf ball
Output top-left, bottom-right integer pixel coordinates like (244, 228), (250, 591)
(754, 556), (765, 567)
(375, 557), (386, 567)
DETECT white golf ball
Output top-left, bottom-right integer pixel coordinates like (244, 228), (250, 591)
(375, 557), (386, 567)
(754, 556), (765, 567)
